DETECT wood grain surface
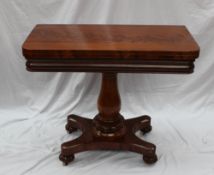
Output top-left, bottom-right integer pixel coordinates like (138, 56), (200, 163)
(23, 25), (199, 60)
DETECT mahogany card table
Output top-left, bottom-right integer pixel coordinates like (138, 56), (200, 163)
(22, 25), (200, 165)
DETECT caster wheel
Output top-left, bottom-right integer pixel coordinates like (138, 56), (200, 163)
(59, 154), (75, 165)
(65, 124), (77, 134)
(143, 154), (158, 164)
(141, 126), (152, 134)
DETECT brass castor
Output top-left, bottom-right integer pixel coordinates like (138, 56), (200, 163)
(59, 154), (75, 165)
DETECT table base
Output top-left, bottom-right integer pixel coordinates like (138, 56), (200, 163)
(59, 114), (157, 165)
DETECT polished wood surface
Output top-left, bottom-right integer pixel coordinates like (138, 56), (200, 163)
(60, 114), (157, 165)
(23, 25), (199, 60)
(94, 73), (126, 138)
(22, 25), (200, 165)
(22, 25), (199, 73)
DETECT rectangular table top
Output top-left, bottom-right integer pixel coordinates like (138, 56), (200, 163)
(22, 25), (200, 73)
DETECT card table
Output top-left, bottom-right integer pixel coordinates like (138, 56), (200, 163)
(22, 25), (200, 165)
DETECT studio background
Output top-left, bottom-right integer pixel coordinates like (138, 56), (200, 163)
(0, 0), (214, 175)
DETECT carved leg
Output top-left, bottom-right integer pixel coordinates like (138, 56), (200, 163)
(125, 116), (157, 164)
(60, 115), (93, 165)
(127, 136), (157, 164)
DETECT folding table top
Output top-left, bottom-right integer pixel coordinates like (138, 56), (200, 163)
(22, 25), (200, 73)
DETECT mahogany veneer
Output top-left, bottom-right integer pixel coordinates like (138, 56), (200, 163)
(22, 25), (200, 165)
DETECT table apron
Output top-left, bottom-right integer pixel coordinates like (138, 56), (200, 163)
(26, 60), (194, 73)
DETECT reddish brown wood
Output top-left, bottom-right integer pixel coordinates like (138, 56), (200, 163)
(22, 25), (200, 165)
(23, 25), (199, 60)
(93, 73), (126, 138)
(22, 25), (200, 73)
(60, 114), (157, 165)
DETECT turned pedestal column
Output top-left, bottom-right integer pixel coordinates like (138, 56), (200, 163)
(93, 73), (126, 138)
